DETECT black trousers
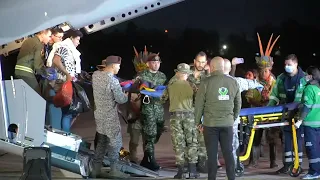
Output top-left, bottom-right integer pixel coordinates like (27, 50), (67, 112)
(203, 126), (235, 180)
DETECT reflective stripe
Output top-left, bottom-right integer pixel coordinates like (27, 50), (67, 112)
(15, 65), (34, 74)
(305, 104), (312, 108)
(285, 158), (303, 163)
(279, 93), (286, 98)
(285, 152), (303, 156)
(309, 158), (320, 163)
(296, 93), (302, 98)
(305, 104), (320, 109)
(285, 151), (292, 156)
(303, 121), (320, 126)
(269, 96), (279, 103)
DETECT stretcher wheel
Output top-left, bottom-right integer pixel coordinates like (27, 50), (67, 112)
(288, 164), (302, 177)
(235, 162), (244, 177)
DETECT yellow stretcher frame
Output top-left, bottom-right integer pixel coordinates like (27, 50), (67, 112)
(238, 113), (302, 177)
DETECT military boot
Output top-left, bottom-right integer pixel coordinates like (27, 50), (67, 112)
(140, 151), (160, 171)
(148, 152), (160, 171)
(140, 151), (149, 168)
(269, 143), (278, 168)
(174, 164), (186, 179)
(197, 156), (208, 173)
(183, 160), (188, 173)
(108, 163), (130, 179)
(189, 163), (200, 179)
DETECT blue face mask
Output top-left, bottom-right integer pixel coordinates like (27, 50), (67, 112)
(285, 65), (294, 73)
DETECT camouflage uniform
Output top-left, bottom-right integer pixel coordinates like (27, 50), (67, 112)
(187, 68), (210, 170)
(138, 68), (166, 170)
(90, 57), (128, 178)
(162, 63), (200, 178)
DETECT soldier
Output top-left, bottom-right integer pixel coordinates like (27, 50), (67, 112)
(138, 53), (166, 171)
(14, 29), (52, 95)
(268, 54), (307, 174)
(90, 56), (129, 178)
(187, 51), (210, 172)
(162, 63), (200, 179)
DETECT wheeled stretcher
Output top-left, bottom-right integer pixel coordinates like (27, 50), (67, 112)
(235, 102), (302, 177)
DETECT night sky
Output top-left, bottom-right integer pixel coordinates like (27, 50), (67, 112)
(104, 0), (319, 39)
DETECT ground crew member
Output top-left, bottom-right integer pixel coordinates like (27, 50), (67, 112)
(138, 53), (166, 171)
(297, 66), (320, 180)
(14, 29), (52, 95)
(162, 63), (199, 179)
(91, 56), (129, 178)
(268, 54), (307, 174)
(195, 56), (241, 180)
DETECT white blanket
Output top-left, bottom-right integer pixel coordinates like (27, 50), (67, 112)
(46, 38), (81, 74)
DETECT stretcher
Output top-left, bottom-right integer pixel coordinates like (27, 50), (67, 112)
(236, 102), (302, 177)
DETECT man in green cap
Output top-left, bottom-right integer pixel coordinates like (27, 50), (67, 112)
(137, 53), (167, 171)
(162, 63), (200, 179)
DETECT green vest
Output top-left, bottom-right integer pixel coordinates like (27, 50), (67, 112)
(303, 84), (320, 128)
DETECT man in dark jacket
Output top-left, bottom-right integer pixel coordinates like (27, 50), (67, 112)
(195, 56), (241, 180)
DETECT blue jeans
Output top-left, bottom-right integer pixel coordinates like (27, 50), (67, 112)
(46, 89), (62, 129)
(61, 106), (77, 132)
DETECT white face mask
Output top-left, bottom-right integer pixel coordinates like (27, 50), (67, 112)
(305, 75), (312, 82)
(285, 65), (294, 73)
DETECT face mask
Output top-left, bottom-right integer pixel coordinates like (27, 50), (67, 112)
(285, 65), (294, 73)
(305, 75), (312, 82)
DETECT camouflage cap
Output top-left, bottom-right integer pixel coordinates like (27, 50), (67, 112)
(174, 63), (192, 74)
(147, 53), (161, 62)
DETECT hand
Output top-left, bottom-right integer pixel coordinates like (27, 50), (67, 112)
(231, 57), (244, 65)
(198, 124), (203, 132)
(66, 74), (73, 82)
(294, 120), (303, 129)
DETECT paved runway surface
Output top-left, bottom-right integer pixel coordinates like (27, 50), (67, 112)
(0, 106), (308, 179)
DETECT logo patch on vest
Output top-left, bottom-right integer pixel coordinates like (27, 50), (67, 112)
(218, 87), (229, 100)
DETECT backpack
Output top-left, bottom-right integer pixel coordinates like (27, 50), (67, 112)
(20, 147), (51, 180)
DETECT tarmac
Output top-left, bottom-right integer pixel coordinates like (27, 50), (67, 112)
(0, 107), (308, 180)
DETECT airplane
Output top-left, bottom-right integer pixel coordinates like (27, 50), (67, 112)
(0, 0), (184, 179)
(0, 0), (184, 55)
